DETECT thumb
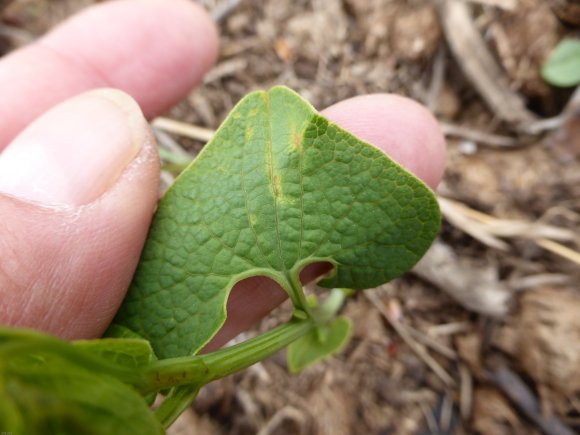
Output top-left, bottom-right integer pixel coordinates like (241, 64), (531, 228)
(0, 89), (159, 339)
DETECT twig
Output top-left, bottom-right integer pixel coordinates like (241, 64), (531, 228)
(152, 118), (214, 142)
(441, 198), (574, 241)
(366, 291), (456, 387)
(440, 122), (519, 148)
(420, 401), (440, 434)
(439, 197), (580, 265)
(438, 197), (509, 250)
(407, 327), (457, 360)
(509, 273), (571, 291)
(536, 238), (580, 266)
(519, 115), (567, 135)
(459, 364), (473, 421)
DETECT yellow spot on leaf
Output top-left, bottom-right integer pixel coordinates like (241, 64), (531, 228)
(273, 175), (281, 197)
(291, 125), (302, 153)
(245, 125), (254, 141)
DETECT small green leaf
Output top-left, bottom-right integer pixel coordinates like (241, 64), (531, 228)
(542, 39), (580, 87)
(73, 338), (155, 369)
(287, 316), (352, 373)
(113, 86), (440, 358)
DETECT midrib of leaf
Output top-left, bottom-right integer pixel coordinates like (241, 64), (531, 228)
(264, 93), (311, 309)
(264, 92), (288, 277)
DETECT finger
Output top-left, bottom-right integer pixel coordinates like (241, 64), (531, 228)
(0, 0), (218, 148)
(0, 90), (160, 338)
(204, 94), (446, 351)
(321, 94), (446, 189)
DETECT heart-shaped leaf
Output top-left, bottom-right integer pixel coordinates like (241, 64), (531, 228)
(113, 86), (440, 358)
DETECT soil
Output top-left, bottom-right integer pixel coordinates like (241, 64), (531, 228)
(2, 1), (579, 434)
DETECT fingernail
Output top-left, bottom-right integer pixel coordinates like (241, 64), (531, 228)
(0, 89), (147, 205)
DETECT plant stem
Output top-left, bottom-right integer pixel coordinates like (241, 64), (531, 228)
(155, 385), (199, 429)
(142, 318), (314, 394)
(286, 272), (315, 318)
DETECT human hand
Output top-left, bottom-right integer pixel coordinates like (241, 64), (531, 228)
(0, 0), (445, 348)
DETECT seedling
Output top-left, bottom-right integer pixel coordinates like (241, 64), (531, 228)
(0, 86), (440, 433)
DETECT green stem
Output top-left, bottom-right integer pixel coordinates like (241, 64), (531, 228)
(142, 318), (313, 394)
(145, 318), (314, 428)
(286, 272), (315, 319)
(200, 318), (312, 381)
(155, 385), (199, 429)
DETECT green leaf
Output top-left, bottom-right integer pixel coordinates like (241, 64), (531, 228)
(287, 316), (352, 373)
(0, 330), (163, 435)
(113, 86), (440, 358)
(72, 339), (160, 405)
(73, 338), (155, 369)
(3, 362), (164, 435)
(542, 39), (580, 87)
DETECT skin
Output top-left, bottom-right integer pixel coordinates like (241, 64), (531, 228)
(0, 0), (446, 349)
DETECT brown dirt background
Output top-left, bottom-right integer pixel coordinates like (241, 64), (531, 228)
(2, 1), (579, 434)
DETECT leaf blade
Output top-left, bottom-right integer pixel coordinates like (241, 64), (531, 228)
(0, 328), (163, 435)
(113, 86), (440, 358)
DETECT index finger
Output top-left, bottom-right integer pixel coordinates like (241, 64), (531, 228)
(0, 0), (218, 148)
